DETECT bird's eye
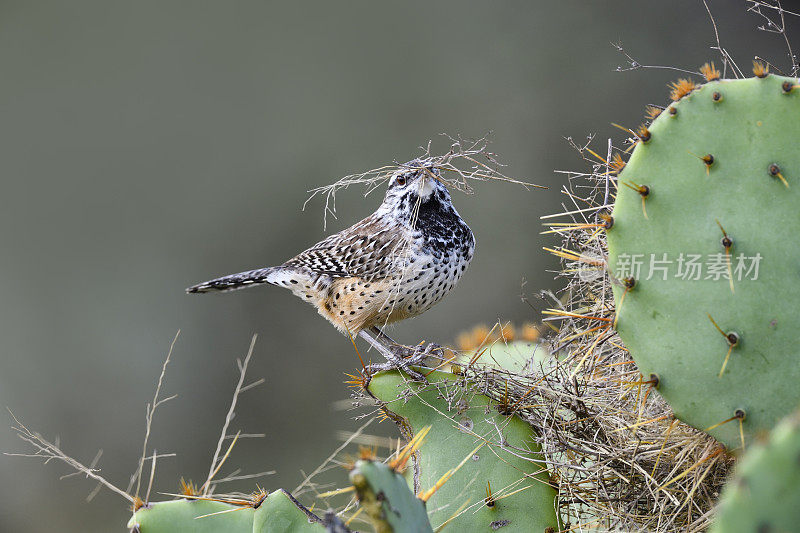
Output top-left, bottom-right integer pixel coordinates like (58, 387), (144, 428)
(395, 176), (406, 186)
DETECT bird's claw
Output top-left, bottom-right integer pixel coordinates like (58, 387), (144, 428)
(391, 342), (444, 361)
(365, 359), (427, 381)
(365, 342), (444, 382)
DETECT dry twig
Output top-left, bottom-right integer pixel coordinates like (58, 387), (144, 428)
(303, 134), (543, 229)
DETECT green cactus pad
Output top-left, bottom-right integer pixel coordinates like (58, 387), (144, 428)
(368, 369), (559, 532)
(127, 499), (254, 532)
(711, 411), (800, 533)
(253, 490), (326, 532)
(608, 74), (800, 449)
(350, 459), (433, 533)
(127, 490), (325, 532)
(466, 340), (554, 374)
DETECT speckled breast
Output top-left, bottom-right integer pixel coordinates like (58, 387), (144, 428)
(383, 199), (475, 322)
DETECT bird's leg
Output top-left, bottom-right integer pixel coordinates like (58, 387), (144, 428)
(358, 328), (426, 381)
(358, 328), (401, 362)
(368, 326), (400, 347)
(371, 326), (447, 366)
(363, 326), (448, 376)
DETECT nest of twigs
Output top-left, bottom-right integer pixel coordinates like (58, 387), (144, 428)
(529, 139), (735, 531)
(473, 137), (734, 531)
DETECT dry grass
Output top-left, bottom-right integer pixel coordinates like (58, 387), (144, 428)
(5, 333), (272, 515)
(532, 139), (732, 531)
(303, 134), (544, 229)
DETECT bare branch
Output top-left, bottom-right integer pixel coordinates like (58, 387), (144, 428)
(202, 334), (261, 495)
(129, 330), (180, 497)
(6, 409), (134, 503)
(293, 417), (374, 496)
(746, 0), (799, 75)
(612, 41), (700, 75)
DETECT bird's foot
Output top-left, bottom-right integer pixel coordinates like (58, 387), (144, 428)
(390, 341), (445, 362)
(393, 342), (446, 381)
(365, 360), (426, 381)
(365, 343), (443, 382)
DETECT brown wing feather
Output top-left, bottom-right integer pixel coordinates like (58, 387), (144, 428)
(283, 215), (409, 281)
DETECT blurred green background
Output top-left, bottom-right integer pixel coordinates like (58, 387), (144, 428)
(0, 1), (793, 530)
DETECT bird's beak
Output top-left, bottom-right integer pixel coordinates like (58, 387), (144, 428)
(418, 168), (445, 199)
(418, 174), (437, 199)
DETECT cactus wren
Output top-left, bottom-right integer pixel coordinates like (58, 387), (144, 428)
(187, 160), (475, 372)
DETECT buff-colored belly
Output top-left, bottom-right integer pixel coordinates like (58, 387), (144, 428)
(315, 251), (469, 333)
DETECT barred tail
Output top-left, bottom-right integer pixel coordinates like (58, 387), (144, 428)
(186, 267), (280, 293)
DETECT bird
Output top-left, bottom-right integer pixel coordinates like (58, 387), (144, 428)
(187, 159), (475, 374)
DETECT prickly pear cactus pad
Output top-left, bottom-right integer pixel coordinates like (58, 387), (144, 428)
(252, 490), (327, 532)
(711, 410), (800, 533)
(452, 324), (552, 373)
(608, 73), (800, 449)
(368, 369), (559, 532)
(127, 490), (326, 533)
(127, 499), (254, 532)
(463, 340), (553, 375)
(350, 459), (434, 533)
